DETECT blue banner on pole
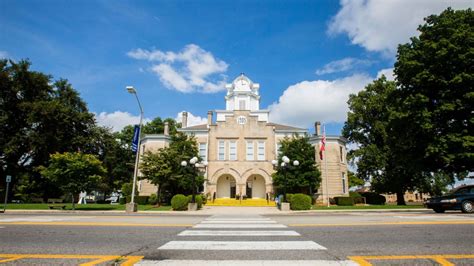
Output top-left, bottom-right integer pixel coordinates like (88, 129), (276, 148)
(131, 125), (140, 153)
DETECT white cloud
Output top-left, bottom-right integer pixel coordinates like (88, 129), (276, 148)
(128, 44), (228, 93)
(328, 0), (473, 55)
(175, 111), (207, 127)
(376, 68), (395, 81)
(316, 57), (372, 75)
(268, 74), (373, 128)
(0, 51), (9, 59)
(95, 111), (151, 132)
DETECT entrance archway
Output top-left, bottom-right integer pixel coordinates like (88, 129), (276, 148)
(216, 175), (236, 198)
(245, 175), (266, 199)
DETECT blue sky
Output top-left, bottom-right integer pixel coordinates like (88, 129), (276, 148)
(1, 0), (472, 135)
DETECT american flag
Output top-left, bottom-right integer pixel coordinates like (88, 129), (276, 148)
(319, 129), (326, 160)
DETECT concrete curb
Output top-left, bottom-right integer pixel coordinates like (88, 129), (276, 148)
(1, 207), (428, 215)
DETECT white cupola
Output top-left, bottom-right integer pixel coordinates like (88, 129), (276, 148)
(225, 74), (260, 111)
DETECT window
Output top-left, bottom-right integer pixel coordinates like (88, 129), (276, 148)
(276, 143), (282, 158)
(218, 140), (225, 160)
(239, 100), (246, 110)
(342, 172), (346, 194)
(199, 143), (207, 161)
(340, 146), (344, 162)
(246, 141), (254, 161)
(229, 141), (237, 161)
(257, 141), (265, 160)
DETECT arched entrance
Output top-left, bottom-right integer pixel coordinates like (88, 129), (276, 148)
(216, 175), (237, 198)
(245, 175), (266, 199)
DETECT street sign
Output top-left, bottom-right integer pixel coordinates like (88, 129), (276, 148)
(6, 175), (11, 183)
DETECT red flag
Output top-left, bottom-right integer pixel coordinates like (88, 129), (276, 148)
(319, 131), (326, 160)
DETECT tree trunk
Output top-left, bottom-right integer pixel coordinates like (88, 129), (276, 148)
(396, 190), (406, 205)
(71, 193), (76, 210)
(156, 185), (161, 207)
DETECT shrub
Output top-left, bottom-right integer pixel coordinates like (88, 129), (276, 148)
(201, 194), (207, 205)
(334, 197), (354, 206)
(134, 196), (149, 205)
(290, 193), (312, 210)
(119, 197), (126, 205)
(148, 194), (158, 205)
(285, 193), (294, 203)
(349, 191), (361, 198)
(126, 196), (131, 203)
(187, 195), (203, 209)
(359, 192), (386, 205)
(171, 194), (189, 211)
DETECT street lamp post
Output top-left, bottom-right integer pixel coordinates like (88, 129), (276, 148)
(272, 155), (299, 204)
(181, 157), (207, 210)
(126, 86), (143, 213)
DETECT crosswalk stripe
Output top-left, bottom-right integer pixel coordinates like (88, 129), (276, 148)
(178, 230), (300, 236)
(205, 218), (272, 221)
(157, 241), (326, 250)
(137, 260), (358, 265)
(201, 220), (277, 224)
(194, 224), (287, 228)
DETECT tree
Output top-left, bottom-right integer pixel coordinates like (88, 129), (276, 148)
(140, 149), (173, 205)
(40, 152), (106, 210)
(348, 170), (364, 188)
(0, 59), (96, 200)
(394, 8), (473, 176)
(138, 132), (203, 203)
(343, 77), (413, 205)
(272, 135), (321, 195)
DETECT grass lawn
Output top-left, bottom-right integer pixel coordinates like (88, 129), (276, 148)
(311, 204), (425, 210)
(3, 203), (172, 211)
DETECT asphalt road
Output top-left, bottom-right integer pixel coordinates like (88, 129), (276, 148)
(0, 210), (473, 265)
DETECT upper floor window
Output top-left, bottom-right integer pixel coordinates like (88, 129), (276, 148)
(246, 141), (254, 161)
(257, 141), (265, 160)
(276, 143), (282, 158)
(218, 140), (225, 161)
(239, 100), (246, 110)
(340, 146), (344, 163)
(199, 143), (207, 161)
(229, 141), (237, 161)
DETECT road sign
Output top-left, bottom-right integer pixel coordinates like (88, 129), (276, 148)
(6, 175), (11, 183)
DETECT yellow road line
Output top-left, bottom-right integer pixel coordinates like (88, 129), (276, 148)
(0, 254), (143, 265)
(0, 221), (193, 227)
(348, 254), (474, 266)
(289, 220), (474, 227)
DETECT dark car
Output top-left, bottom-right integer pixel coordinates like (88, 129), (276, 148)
(425, 185), (474, 213)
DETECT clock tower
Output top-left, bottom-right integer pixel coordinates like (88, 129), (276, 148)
(225, 73), (260, 111)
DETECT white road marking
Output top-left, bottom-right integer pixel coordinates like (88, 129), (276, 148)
(158, 241), (326, 250)
(137, 260), (357, 265)
(205, 218), (272, 221)
(178, 230), (300, 236)
(201, 220), (277, 224)
(194, 224), (287, 228)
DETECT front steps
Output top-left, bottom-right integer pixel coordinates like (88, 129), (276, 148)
(206, 198), (276, 207)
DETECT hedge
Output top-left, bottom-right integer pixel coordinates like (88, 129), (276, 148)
(187, 195), (203, 209)
(334, 196), (354, 206)
(148, 194), (158, 205)
(359, 192), (386, 205)
(285, 193), (294, 203)
(135, 196), (149, 205)
(290, 193), (312, 210)
(171, 194), (189, 211)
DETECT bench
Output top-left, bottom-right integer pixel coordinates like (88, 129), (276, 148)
(47, 198), (66, 210)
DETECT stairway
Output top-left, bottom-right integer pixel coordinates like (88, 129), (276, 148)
(206, 198), (276, 207)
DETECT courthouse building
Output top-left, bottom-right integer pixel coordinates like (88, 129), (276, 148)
(138, 74), (349, 204)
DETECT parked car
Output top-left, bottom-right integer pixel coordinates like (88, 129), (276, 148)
(424, 185), (474, 213)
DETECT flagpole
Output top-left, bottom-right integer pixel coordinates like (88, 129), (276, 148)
(324, 125), (329, 207)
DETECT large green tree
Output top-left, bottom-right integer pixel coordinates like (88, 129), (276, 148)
(0, 59), (96, 199)
(343, 77), (413, 204)
(272, 135), (321, 197)
(40, 152), (106, 209)
(394, 8), (473, 175)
